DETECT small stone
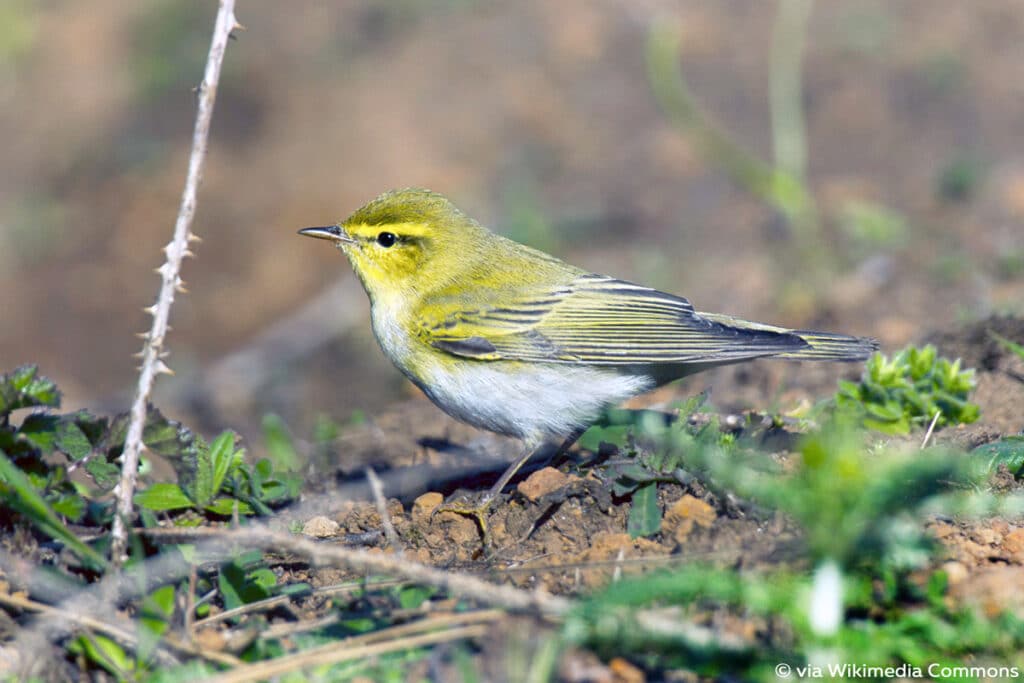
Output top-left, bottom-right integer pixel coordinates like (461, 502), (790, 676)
(662, 494), (716, 545)
(971, 527), (1002, 546)
(517, 467), (570, 502)
(441, 513), (480, 547)
(1003, 528), (1024, 555)
(589, 532), (634, 557)
(609, 657), (646, 683)
(412, 492), (444, 520)
(193, 628), (227, 652)
(941, 561), (969, 586)
(302, 515), (340, 538)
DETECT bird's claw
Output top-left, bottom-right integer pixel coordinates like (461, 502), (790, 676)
(431, 493), (497, 549)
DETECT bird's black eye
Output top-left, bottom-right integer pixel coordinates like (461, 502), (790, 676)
(376, 231), (397, 248)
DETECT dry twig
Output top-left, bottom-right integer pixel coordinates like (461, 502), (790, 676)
(110, 0), (241, 566)
(366, 466), (404, 555)
(0, 591), (241, 668)
(205, 613), (498, 683)
(920, 410), (942, 449)
(190, 527), (572, 618)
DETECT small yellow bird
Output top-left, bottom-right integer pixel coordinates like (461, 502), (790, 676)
(300, 188), (877, 538)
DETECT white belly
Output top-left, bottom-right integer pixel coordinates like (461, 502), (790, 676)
(418, 360), (653, 443)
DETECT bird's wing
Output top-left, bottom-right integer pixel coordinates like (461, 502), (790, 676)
(417, 274), (808, 365)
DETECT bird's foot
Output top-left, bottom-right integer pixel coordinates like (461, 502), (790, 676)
(431, 492), (498, 550)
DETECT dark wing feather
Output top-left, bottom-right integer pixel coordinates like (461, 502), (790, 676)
(419, 275), (808, 365)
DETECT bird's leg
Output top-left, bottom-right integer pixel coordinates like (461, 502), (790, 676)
(532, 426), (586, 471)
(434, 427), (586, 548)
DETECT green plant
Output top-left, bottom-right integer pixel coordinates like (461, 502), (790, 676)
(565, 563), (1024, 680)
(936, 154), (982, 203)
(134, 425), (302, 518)
(835, 345), (979, 434)
(973, 436), (1024, 479)
(838, 200), (909, 253)
(561, 411), (1020, 680)
(0, 365), (301, 565)
(990, 330), (1024, 362)
(580, 396), (741, 538)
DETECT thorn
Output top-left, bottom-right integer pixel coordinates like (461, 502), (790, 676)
(133, 350), (145, 359)
(135, 332), (150, 340)
(188, 233), (203, 243)
(183, 249), (195, 259)
(153, 360), (175, 376)
(175, 277), (188, 294)
(158, 350), (171, 359)
(232, 18), (247, 32)
(143, 305), (158, 316)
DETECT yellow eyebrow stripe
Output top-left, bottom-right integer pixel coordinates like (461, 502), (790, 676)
(345, 222), (432, 240)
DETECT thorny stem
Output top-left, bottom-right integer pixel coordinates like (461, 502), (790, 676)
(110, 0), (240, 567)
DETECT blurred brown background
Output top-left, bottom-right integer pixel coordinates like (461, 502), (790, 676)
(1, 0), (1022, 446)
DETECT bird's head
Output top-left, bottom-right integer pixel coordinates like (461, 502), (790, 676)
(299, 188), (488, 302)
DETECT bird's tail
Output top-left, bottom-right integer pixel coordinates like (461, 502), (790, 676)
(698, 312), (879, 362)
(779, 330), (879, 361)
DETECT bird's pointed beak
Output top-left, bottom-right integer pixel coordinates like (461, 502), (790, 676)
(298, 225), (356, 244)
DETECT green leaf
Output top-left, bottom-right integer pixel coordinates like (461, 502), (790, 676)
(138, 584), (175, 662)
(990, 330), (1024, 361)
(0, 449), (107, 570)
(146, 661), (218, 683)
(135, 482), (195, 511)
(627, 482), (661, 538)
(85, 458), (121, 490)
(313, 413), (340, 445)
(67, 410), (109, 448)
(340, 617), (378, 634)
(973, 436), (1024, 478)
(204, 496), (253, 516)
(108, 409), (200, 477)
(578, 425), (631, 452)
(50, 492), (86, 522)
(278, 582), (312, 599)
(262, 414), (300, 472)
(16, 413), (59, 452)
(249, 567), (277, 591)
(68, 633), (133, 677)
(398, 585), (434, 610)
(184, 439), (216, 506)
(218, 562), (247, 612)
(207, 431), (241, 497)
(177, 430), (243, 508)
(54, 420), (92, 461)
(0, 365), (61, 416)
(218, 557), (274, 612)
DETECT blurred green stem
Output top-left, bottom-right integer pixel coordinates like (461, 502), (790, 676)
(647, 24), (776, 205)
(647, 14), (829, 311)
(646, 20), (817, 236)
(771, 0), (812, 198)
